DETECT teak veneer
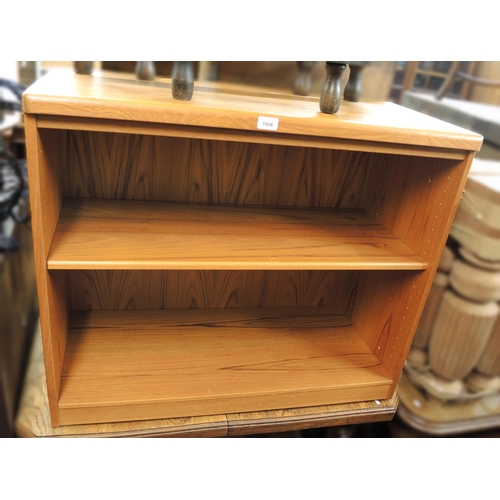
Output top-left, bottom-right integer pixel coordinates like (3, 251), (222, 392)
(23, 70), (483, 427)
(49, 198), (427, 271)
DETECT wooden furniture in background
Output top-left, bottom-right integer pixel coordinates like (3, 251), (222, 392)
(23, 69), (482, 428)
(135, 62), (156, 81)
(428, 291), (498, 380)
(390, 62), (476, 104)
(319, 62), (347, 114)
(401, 159), (500, 437)
(73, 62), (93, 75)
(397, 371), (500, 436)
(469, 62), (500, 105)
(437, 61), (500, 100)
(98, 61), (396, 108)
(398, 83), (500, 434)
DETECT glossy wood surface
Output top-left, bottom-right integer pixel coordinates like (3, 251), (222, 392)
(60, 130), (374, 205)
(68, 269), (359, 312)
(37, 115), (470, 160)
(22, 72), (482, 427)
(48, 198), (427, 271)
(15, 328), (398, 437)
(355, 151), (476, 393)
(57, 309), (392, 425)
(24, 116), (68, 426)
(23, 70), (483, 152)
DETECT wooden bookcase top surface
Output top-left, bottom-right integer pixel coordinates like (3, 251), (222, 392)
(23, 70), (483, 153)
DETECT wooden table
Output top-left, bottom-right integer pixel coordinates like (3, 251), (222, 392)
(15, 326), (398, 438)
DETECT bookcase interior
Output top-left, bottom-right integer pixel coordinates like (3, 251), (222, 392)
(29, 114), (474, 426)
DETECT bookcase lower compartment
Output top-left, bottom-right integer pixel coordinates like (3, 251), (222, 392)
(57, 307), (393, 426)
(47, 266), (419, 426)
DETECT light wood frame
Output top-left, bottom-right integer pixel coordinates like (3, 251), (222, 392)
(23, 70), (482, 427)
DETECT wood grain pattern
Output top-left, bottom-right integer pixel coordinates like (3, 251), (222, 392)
(48, 198), (427, 271)
(475, 315), (500, 376)
(449, 259), (500, 302)
(451, 206), (500, 260)
(22, 70), (483, 152)
(37, 115), (471, 160)
(57, 308), (392, 425)
(62, 130), (372, 206)
(412, 272), (448, 349)
(15, 327), (398, 437)
(22, 73), (481, 427)
(459, 246), (500, 271)
(24, 116), (68, 427)
(68, 269), (360, 312)
(353, 152), (476, 392)
(429, 291), (498, 380)
(352, 270), (423, 375)
(361, 154), (472, 260)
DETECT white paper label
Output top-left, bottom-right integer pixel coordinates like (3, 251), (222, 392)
(257, 116), (279, 131)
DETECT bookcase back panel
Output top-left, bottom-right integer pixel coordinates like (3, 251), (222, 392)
(67, 269), (360, 314)
(62, 131), (372, 209)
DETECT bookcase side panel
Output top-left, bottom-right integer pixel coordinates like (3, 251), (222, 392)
(25, 120), (69, 426)
(351, 270), (423, 394)
(359, 154), (472, 266)
(353, 153), (475, 392)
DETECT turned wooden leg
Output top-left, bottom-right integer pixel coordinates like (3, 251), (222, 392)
(171, 62), (194, 101)
(344, 64), (363, 102)
(135, 61), (156, 81)
(73, 62), (94, 75)
(320, 62), (347, 114)
(294, 61), (316, 96)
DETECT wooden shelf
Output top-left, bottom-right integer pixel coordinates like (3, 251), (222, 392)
(58, 308), (392, 425)
(16, 326), (400, 438)
(48, 198), (428, 271)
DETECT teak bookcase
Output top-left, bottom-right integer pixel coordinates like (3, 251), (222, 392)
(23, 70), (483, 427)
